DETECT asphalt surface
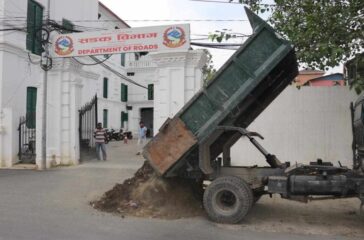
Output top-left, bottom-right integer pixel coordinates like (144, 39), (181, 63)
(0, 140), (361, 240)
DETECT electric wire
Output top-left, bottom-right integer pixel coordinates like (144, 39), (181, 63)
(190, 0), (276, 6)
(0, 27), (26, 31)
(72, 54), (112, 66)
(0, 9), (245, 87)
(3, 65), (32, 108)
(58, 19), (248, 22)
(50, 23), (148, 89)
(0, 17), (248, 22)
(89, 55), (148, 89)
(190, 0), (244, 4)
(28, 52), (41, 64)
(191, 41), (242, 47)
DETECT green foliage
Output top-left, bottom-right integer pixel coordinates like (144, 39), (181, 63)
(209, 29), (232, 42)
(202, 49), (217, 86)
(346, 53), (364, 93)
(218, 1), (363, 69)
(227, 0), (364, 70)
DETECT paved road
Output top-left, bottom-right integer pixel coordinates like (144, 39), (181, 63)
(0, 141), (361, 240)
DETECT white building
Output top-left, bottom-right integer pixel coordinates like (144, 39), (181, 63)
(0, 0), (207, 168)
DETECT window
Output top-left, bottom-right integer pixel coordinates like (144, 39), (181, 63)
(120, 53), (126, 67)
(26, 0), (44, 55)
(121, 83), (128, 102)
(62, 19), (74, 33)
(121, 111), (128, 128)
(103, 109), (108, 128)
(26, 87), (37, 128)
(103, 78), (108, 98)
(148, 84), (154, 100)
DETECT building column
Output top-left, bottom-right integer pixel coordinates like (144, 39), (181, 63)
(68, 77), (83, 164)
(150, 50), (207, 132)
(0, 109), (15, 167)
(35, 58), (98, 168)
(35, 71), (47, 169)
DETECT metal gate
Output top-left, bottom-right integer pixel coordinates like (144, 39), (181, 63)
(79, 95), (98, 160)
(18, 116), (36, 163)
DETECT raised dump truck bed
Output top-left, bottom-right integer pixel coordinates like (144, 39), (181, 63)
(144, 8), (298, 177)
(144, 8), (364, 224)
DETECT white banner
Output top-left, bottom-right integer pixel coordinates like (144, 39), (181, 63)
(51, 24), (190, 58)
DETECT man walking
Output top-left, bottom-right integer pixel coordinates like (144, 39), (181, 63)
(136, 121), (147, 155)
(94, 122), (107, 161)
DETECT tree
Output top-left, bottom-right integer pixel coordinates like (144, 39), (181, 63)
(202, 49), (217, 86)
(219, 1), (363, 70)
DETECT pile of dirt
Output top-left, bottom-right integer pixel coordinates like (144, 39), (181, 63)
(91, 161), (204, 219)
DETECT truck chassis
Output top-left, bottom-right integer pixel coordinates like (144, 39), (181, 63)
(196, 126), (364, 223)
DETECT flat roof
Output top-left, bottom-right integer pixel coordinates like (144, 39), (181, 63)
(309, 73), (344, 81)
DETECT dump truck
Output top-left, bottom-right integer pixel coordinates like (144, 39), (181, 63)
(143, 7), (364, 224)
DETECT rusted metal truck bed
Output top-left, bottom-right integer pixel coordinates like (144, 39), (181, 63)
(143, 8), (299, 176)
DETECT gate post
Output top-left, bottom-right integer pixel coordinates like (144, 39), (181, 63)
(78, 109), (82, 162)
(18, 117), (22, 161)
(95, 95), (98, 127)
(78, 94), (98, 161)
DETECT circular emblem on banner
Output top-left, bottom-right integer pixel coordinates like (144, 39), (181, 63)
(163, 27), (186, 48)
(55, 36), (74, 56)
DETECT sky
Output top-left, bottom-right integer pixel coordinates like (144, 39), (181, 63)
(99, 0), (342, 73)
(99, 0), (252, 69)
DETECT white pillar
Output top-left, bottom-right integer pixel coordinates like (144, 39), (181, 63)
(150, 50), (207, 133)
(35, 75), (47, 169)
(35, 58), (99, 168)
(69, 78), (83, 164)
(1, 108), (15, 167)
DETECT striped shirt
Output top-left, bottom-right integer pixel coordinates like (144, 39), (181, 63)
(94, 128), (106, 143)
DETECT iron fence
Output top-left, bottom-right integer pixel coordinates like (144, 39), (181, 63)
(18, 115), (36, 163)
(79, 95), (97, 160)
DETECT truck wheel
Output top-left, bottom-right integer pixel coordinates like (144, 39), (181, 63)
(203, 176), (253, 224)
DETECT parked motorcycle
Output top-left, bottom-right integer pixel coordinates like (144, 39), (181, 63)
(106, 128), (122, 142)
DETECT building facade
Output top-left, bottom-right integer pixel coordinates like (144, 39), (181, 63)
(0, 0), (206, 168)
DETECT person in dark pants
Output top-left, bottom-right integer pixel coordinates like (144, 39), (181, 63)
(94, 122), (107, 161)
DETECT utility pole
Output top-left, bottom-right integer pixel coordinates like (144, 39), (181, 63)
(39, 0), (51, 170)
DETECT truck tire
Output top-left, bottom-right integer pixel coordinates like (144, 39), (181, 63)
(203, 176), (253, 224)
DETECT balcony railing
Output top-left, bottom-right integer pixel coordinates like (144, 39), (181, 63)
(127, 61), (155, 69)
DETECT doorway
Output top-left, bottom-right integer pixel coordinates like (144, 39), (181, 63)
(140, 108), (153, 137)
